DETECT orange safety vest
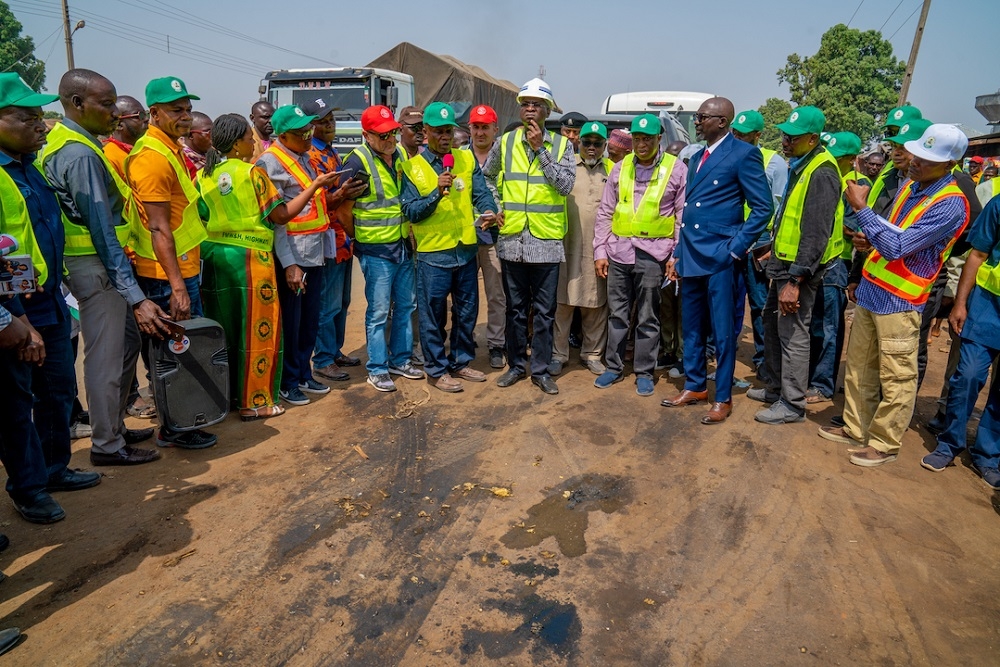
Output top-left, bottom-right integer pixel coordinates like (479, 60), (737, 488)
(261, 142), (329, 236)
(861, 179), (970, 305)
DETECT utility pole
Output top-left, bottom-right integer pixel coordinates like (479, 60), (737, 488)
(897, 0), (932, 106)
(61, 0), (74, 70)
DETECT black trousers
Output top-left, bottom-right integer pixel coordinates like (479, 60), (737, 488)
(501, 261), (559, 378)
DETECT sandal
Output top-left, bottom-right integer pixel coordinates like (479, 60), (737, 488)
(127, 399), (157, 419)
(240, 405), (286, 422)
(805, 389), (832, 404)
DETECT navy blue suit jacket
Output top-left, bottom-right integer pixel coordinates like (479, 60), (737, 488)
(675, 133), (773, 277)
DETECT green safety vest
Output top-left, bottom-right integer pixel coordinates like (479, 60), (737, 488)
(862, 179), (969, 305)
(976, 258), (1000, 296)
(744, 147), (779, 228)
(198, 159), (273, 252)
(36, 123), (136, 256)
(867, 163), (894, 209)
(350, 145), (408, 245)
(0, 167), (48, 286)
(611, 152), (678, 238)
(839, 170), (866, 260)
(400, 150), (477, 252)
(498, 129), (569, 240)
(125, 133), (207, 260)
(993, 177), (1000, 199)
(773, 148), (844, 266)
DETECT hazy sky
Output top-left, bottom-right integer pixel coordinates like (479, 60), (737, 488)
(9, 0), (998, 134)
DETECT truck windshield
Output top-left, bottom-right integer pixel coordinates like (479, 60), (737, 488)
(274, 83), (370, 121)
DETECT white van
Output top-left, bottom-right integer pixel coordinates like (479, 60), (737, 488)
(601, 91), (714, 141)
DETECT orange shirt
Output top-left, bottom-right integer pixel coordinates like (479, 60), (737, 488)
(102, 138), (131, 179)
(126, 125), (201, 280)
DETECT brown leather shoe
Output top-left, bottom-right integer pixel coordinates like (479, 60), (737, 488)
(661, 389), (709, 407)
(431, 374), (463, 393)
(453, 366), (487, 382)
(701, 400), (732, 425)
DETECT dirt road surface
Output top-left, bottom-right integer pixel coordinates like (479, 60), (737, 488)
(3, 271), (998, 666)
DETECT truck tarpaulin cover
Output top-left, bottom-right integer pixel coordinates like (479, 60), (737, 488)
(368, 42), (522, 130)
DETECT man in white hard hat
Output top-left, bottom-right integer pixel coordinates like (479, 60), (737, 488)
(483, 78), (575, 395)
(819, 124), (971, 468)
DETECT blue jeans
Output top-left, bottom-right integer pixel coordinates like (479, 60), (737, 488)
(313, 256), (353, 369)
(136, 274), (204, 319)
(808, 260), (848, 398)
(32, 318), (76, 477)
(416, 258), (479, 378)
(934, 337), (1000, 469)
(734, 256), (768, 372)
(0, 348), (49, 502)
(358, 253), (415, 374)
(276, 262), (325, 391)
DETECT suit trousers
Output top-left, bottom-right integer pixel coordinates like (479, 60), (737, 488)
(66, 255), (140, 455)
(478, 244), (506, 349)
(501, 260), (559, 378)
(681, 264), (738, 403)
(605, 252), (664, 377)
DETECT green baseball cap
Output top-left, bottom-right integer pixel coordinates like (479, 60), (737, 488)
(883, 105), (921, 130)
(630, 113), (661, 135)
(145, 76), (200, 107)
(0, 73), (58, 109)
(271, 105), (316, 135)
(826, 132), (862, 158)
(776, 106), (825, 137)
(731, 110), (765, 133)
(886, 118), (932, 145)
(423, 102), (458, 128)
(580, 121), (608, 140)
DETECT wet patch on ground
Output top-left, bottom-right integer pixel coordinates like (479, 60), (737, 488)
(509, 558), (559, 579)
(460, 593), (581, 661)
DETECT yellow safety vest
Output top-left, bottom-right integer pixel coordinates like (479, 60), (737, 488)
(0, 167), (49, 286)
(839, 170), (867, 260)
(611, 152), (677, 238)
(125, 133), (208, 260)
(867, 163), (894, 209)
(862, 179), (970, 305)
(198, 159), (273, 252)
(36, 123), (136, 256)
(773, 149), (844, 265)
(976, 258), (1000, 296)
(400, 150), (477, 252)
(261, 142), (328, 236)
(498, 129), (568, 240)
(350, 145), (408, 245)
(744, 147), (779, 228)
(993, 177), (1000, 199)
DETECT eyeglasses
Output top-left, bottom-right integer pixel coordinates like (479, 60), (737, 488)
(581, 140), (606, 148)
(118, 113), (148, 121)
(520, 101), (545, 109)
(403, 123), (424, 133)
(693, 113), (726, 123)
(189, 129), (211, 136)
(369, 130), (399, 141)
(288, 128), (314, 140)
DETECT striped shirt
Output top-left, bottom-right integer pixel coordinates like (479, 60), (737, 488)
(855, 174), (968, 314)
(0, 304), (10, 331)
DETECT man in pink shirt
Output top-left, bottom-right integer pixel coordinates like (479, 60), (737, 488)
(593, 114), (687, 396)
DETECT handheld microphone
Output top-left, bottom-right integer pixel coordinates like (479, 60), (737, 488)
(442, 153), (454, 196)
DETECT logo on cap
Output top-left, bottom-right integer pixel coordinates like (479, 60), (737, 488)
(315, 98), (326, 108)
(440, 108), (449, 119)
(790, 112), (799, 122)
(901, 123), (910, 134)
(828, 137), (837, 146)
(738, 114), (746, 124)
(477, 106), (486, 115)
(639, 118), (648, 129)
(894, 109), (904, 120)
(294, 107), (304, 117)
(170, 80), (182, 92)
(380, 108), (390, 119)
(591, 123), (599, 132)
(924, 136), (936, 148)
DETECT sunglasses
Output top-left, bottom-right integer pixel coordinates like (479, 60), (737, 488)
(403, 123), (424, 133)
(693, 113), (726, 122)
(370, 130), (399, 141)
(119, 113), (148, 121)
(581, 140), (606, 147)
(520, 101), (546, 109)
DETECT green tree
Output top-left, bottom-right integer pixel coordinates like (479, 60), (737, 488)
(757, 97), (793, 152)
(777, 23), (905, 142)
(0, 1), (46, 90)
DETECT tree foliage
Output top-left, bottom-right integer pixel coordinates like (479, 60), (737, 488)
(0, 1), (46, 90)
(777, 23), (905, 142)
(757, 97), (793, 152)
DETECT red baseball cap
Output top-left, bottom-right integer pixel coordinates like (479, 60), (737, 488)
(970, 156), (985, 164)
(469, 104), (498, 124)
(361, 105), (401, 133)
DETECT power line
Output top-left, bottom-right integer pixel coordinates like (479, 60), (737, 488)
(888, 5), (923, 41)
(2, 24), (62, 73)
(847, 0), (865, 27)
(879, 0), (908, 32)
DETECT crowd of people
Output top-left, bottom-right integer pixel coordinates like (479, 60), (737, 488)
(1, 67), (999, 582)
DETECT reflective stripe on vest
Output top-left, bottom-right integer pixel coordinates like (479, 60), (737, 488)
(0, 168), (49, 286)
(862, 179), (970, 305)
(773, 149), (844, 265)
(499, 129), (568, 240)
(36, 123), (134, 256)
(611, 152), (677, 238)
(198, 159), (273, 252)
(349, 145), (407, 244)
(744, 147), (779, 229)
(976, 259), (1000, 296)
(261, 143), (328, 236)
(125, 133), (207, 260)
(400, 150), (477, 252)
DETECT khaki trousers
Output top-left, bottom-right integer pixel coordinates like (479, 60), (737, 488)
(842, 305), (921, 454)
(553, 303), (608, 364)
(477, 244), (506, 349)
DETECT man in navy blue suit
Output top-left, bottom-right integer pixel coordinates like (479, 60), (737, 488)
(662, 97), (773, 424)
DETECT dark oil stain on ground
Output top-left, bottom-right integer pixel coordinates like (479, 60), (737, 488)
(500, 474), (632, 557)
(509, 559), (559, 579)
(460, 593), (581, 661)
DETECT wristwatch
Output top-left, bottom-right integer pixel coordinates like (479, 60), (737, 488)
(787, 275), (801, 286)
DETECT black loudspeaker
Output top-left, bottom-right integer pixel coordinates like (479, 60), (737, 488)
(150, 317), (230, 432)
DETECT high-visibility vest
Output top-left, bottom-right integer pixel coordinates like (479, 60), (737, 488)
(744, 147), (779, 228)
(125, 132), (208, 260)
(0, 167), (48, 286)
(840, 170), (866, 259)
(611, 152), (678, 238)
(862, 179), (970, 305)
(773, 149), (844, 265)
(867, 164), (894, 209)
(498, 129), (569, 240)
(400, 150), (477, 252)
(349, 145), (408, 245)
(36, 122), (135, 256)
(198, 159), (273, 252)
(261, 142), (328, 236)
(976, 257), (1000, 296)
(992, 177), (1000, 199)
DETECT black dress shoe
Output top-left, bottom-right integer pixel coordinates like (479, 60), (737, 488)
(90, 445), (161, 466)
(124, 427), (155, 445)
(335, 354), (361, 367)
(496, 368), (526, 388)
(47, 468), (102, 492)
(531, 375), (559, 395)
(12, 492), (66, 524)
(0, 534), (9, 552)
(0, 627), (21, 656)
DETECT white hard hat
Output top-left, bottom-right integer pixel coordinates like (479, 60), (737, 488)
(517, 78), (555, 109)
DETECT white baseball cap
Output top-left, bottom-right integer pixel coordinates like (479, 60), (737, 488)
(904, 123), (968, 163)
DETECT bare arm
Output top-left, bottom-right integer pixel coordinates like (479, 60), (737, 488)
(143, 200), (190, 320)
